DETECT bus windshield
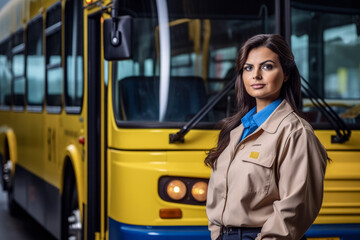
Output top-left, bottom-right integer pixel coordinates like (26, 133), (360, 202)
(112, 0), (275, 127)
(291, 0), (360, 129)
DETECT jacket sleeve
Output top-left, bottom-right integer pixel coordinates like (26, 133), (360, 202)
(209, 220), (221, 240)
(258, 127), (327, 240)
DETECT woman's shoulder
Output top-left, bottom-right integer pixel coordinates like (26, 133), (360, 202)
(280, 112), (328, 159)
(280, 111), (318, 141)
(263, 100), (313, 135)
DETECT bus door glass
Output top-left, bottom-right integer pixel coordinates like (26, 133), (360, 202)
(112, 0), (276, 127)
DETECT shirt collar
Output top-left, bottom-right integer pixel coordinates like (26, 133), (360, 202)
(253, 98), (283, 127)
(241, 107), (257, 128)
(241, 98), (283, 129)
(230, 99), (295, 143)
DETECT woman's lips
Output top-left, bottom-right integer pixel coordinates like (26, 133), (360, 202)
(251, 84), (265, 89)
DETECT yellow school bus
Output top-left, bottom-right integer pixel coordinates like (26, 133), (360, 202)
(0, 0), (359, 239)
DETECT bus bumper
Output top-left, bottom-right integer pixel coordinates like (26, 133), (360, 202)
(109, 218), (210, 240)
(306, 224), (360, 240)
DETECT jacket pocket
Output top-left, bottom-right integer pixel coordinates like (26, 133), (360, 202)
(242, 151), (275, 167)
(241, 151), (275, 194)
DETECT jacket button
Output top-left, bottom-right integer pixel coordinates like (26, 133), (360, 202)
(239, 144), (245, 150)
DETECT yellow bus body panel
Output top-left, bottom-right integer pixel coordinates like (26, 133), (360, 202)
(109, 126), (219, 151)
(315, 130), (360, 150)
(108, 125), (360, 226)
(108, 149), (210, 226)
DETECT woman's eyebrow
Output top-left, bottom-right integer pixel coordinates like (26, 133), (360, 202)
(259, 59), (276, 65)
(245, 59), (276, 66)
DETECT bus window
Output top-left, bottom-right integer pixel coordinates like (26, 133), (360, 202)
(112, 0), (275, 126)
(26, 16), (45, 111)
(291, 1), (360, 128)
(46, 3), (62, 113)
(0, 38), (11, 110)
(12, 29), (25, 110)
(64, 0), (83, 113)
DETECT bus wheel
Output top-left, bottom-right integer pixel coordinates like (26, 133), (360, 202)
(62, 166), (82, 240)
(1, 155), (20, 216)
(2, 158), (12, 191)
(67, 205), (82, 239)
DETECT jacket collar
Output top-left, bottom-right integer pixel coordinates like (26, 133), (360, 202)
(229, 100), (294, 142)
(261, 99), (294, 133)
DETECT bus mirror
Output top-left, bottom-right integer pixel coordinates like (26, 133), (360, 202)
(103, 16), (132, 60)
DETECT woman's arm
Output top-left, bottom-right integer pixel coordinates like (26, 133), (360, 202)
(257, 127), (327, 240)
(209, 220), (221, 240)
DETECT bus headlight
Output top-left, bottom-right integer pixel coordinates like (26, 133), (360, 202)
(159, 176), (209, 205)
(166, 180), (187, 200)
(191, 181), (208, 202)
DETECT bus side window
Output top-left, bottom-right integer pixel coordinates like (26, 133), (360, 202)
(64, 0), (84, 114)
(12, 29), (25, 110)
(26, 16), (45, 111)
(46, 3), (62, 113)
(0, 38), (12, 110)
(45, 3), (63, 112)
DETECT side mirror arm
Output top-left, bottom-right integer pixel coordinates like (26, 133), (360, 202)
(111, 20), (121, 46)
(110, 0), (120, 47)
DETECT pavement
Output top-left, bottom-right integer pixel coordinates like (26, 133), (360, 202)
(0, 187), (56, 240)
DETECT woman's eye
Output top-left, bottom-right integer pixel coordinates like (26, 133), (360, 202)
(244, 66), (252, 71)
(263, 64), (273, 70)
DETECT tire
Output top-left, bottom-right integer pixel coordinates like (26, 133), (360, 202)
(62, 164), (82, 240)
(2, 158), (12, 191)
(1, 153), (21, 217)
(0, 153), (3, 190)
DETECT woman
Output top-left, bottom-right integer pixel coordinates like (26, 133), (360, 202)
(205, 34), (328, 240)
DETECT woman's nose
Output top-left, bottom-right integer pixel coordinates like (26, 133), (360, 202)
(252, 69), (263, 80)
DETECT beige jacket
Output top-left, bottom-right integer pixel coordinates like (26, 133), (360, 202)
(206, 100), (327, 240)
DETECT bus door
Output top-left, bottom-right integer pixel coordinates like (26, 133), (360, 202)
(87, 10), (106, 240)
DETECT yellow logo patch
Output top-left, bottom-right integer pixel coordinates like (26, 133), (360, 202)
(249, 151), (259, 159)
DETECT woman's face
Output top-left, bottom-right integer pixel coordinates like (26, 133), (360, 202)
(242, 46), (287, 111)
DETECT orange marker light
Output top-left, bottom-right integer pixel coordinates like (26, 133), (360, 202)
(85, 0), (93, 4)
(159, 208), (182, 219)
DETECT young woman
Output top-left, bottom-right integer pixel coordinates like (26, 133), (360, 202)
(205, 34), (328, 240)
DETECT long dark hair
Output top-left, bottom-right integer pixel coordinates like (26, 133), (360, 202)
(204, 34), (302, 169)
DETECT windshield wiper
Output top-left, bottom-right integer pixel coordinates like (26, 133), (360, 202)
(301, 76), (351, 143)
(170, 75), (351, 144)
(169, 77), (236, 143)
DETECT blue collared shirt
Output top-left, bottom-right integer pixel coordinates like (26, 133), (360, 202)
(240, 99), (282, 142)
